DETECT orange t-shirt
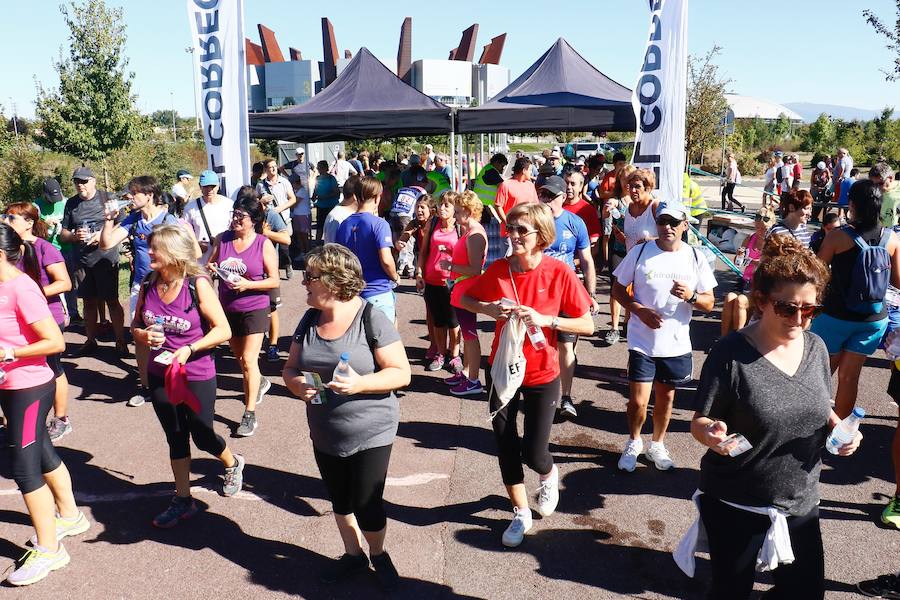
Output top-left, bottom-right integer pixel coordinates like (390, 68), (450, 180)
(495, 179), (538, 236)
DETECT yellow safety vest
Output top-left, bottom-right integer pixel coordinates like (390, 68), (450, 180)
(427, 171), (451, 199)
(473, 165), (500, 207)
(682, 173), (707, 216)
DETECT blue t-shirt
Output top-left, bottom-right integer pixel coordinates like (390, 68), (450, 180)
(120, 210), (180, 284)
(838, 177), (856, 207)
(314, 174), (341, 210)
(335, 212), (394, 298)
(545, 210), (590, 269)
(265, 206), (288, 249)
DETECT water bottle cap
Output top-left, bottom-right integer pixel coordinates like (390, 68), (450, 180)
(852, 407), (866, 418)
(340, 352), (350, 361)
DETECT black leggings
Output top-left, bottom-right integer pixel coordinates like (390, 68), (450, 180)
(149, 375), (226, 460)
(699, 494), (824, 600)
(314, 444), (392, 532)
(1, 379), (60, 494)
(721, 183), (740, 209)
(488, 374), (560, 486)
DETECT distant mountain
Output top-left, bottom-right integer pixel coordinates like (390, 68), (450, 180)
(783, 102), (890, 123)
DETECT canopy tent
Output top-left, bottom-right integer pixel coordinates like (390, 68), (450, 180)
(456, 38), (636, 134)
(248, 47), (453, 142)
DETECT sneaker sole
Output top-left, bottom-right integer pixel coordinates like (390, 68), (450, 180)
(49, 427), (73, 442)
(236, 423), (258, 437)
(153, 509), (198, 529)
(881, 515), (900, 529)
(617, 461), (638, 472)
(257, 380), (271, 404)
(450, 388), (483, 396)
(536, 503), (558, 518)
(8, 551), (70, 586)
(651, 461), (674, 471)
(501, 529), (531, 548)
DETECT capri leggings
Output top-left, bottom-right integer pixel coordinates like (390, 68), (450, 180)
(149, 375), (226, 460)
(488, 373), (560, 485)
(313, 444), (392, 532)
(0, 379), (61, 494)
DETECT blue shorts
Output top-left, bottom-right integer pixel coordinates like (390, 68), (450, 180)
(809, 312), (888, 356)
(365, 291), (396, 323)
(628, 350), (693, 385)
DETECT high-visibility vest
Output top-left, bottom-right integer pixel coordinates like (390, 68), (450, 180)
(683, 173), (707, 216)
(473, 164), (500, 207)
(427, 171), (451, 199)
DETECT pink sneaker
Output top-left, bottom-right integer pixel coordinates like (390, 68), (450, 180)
(447, 356), (464, 374)
(425, 346), (439, 361)
(450, 378), (483, 396)
(445, 372), (466, 386)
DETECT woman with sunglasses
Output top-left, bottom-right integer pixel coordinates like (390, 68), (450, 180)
(0, 223), (85, 586)
(3, 204), (72, 441)
(810, 180), (900, 421)
(721, 207), (775, 336)
(460, 203), (594, 548)
(688, 234), (860, 599)
(207, 195), (279, 437)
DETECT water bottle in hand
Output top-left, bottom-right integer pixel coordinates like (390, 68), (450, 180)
(826, 407), (865, 455)
(331, 352), (358, 394)
(148, 316), (165, 350)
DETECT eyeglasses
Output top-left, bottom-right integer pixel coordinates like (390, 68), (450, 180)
(0, 214), (22, 222)
(627, 183), (645, 190)
(507, 224), (538, 237)
(72, 179), (89, 185)
(302, 273), (321, 285)
(656, 216), (684, 228)
(771, 300), (822, 319)
(231, 211), (249, 221)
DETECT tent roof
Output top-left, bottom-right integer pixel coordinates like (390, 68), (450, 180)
(249, 47), (452, 142)
(456, 38), (636, 134)
(725, 94), (803, 122)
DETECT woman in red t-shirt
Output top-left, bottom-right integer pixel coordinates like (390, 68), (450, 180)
(461, 203), (592, 548)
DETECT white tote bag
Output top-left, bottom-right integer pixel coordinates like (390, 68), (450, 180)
(488, 262), (527, 418)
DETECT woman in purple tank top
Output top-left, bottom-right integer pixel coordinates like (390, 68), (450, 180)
(3, 202), (73, 441)
(207, 193), (278, 437)
(132, 225), (245, 528)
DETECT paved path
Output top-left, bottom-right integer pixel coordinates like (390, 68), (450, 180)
(1, 226), (897, 599)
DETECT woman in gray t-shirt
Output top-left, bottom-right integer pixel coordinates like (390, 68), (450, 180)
(283, 244), (410, 591)
(691, 235), (861, 599)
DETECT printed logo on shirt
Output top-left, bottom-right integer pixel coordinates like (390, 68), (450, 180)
(220, 257), (248, 277)
(142, 310), (191, 333)
(644, 268), (693, 283)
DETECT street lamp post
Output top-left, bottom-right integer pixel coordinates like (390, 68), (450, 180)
(185, 46), (201, 132)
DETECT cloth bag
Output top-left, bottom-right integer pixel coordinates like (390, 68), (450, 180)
(164, 357), (202, 414)
(488, 261), (527, 418)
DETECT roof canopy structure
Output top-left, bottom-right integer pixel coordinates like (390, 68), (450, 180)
(249, 47), (452, 142)
(456, 38), (635, 134)
(725, 94), (802, 122)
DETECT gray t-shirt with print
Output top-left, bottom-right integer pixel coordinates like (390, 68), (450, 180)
(293, 301), (401, 457)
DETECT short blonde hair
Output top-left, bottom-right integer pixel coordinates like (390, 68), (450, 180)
(506, 203), (555, 250)
(627, 168), (656, 192)
(305, 243), (366, 302)
(614, 164), (638, 198)
(149, 225), (205, 279)
(454, 190), (483, 221)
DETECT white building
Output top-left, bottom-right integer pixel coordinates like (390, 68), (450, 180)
(725, 94), (803, 124)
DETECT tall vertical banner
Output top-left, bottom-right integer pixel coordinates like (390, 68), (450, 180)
(631, 0), (688, 207)
(186, 0), (250, 196)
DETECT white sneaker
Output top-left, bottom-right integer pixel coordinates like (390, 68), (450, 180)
(127, 394), (147, 407)
(535, 465), (559, 517)
(646, 442), (675, 470)
(617, 438), (643, 472)
(501, 507), (533, 547)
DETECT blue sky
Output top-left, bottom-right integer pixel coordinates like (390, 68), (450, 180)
(2, 0), (897, 119)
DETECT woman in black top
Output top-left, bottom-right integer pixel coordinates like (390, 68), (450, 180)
(692, 235), (861, 599)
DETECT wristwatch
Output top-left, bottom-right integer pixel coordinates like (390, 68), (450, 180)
(2, 347), (15, 363)
(686, 291), (698, 304)
(551, 316), (560, 330)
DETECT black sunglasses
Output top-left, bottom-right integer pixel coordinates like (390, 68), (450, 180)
(302, 273), (321, 285)
(772, 301), (822, 319)
(73, 178), (89, 185)
(507, 224), (538, 237)
(656, 216), (684, 228)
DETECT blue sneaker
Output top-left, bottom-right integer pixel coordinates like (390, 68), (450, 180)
(152, 496), (198, 529)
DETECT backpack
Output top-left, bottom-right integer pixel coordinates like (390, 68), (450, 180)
(842, 225), (892, 315)
(775, 166), (785, 184)
(294, 302), (381, 372)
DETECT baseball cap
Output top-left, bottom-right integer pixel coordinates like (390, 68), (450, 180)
(199, 170), (219, 186)
(549, 149), (561, 159)
(657, 204), (688, 221)
(774, 150), (784, 158)
(43, 178), (64, 203)
(295, 147), (304, 155)
(575, 156), (586, 166)
(817, 161), (826, 170)
(539, 176), (566, 197)
(408, 154), (421, 165)
(72, 166), (95, 180)
(176, 169), (192, 179)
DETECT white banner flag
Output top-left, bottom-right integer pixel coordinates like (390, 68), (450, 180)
(631, 0), (688, 209)
(186, 0), (250, 196)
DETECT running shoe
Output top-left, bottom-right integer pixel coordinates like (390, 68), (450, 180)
(265, 346), (280, 363)
(617, 438), (643, 472)
(127, 393), (148, 407)
(7, 544), (69, 586)
(371, 551), (400, 590)
(501, 507), (533, 548)
(236, 411), (258, 437)
(558, 396), (578, 419)
(28, 511), (90, 545)
(47, 417), (72, 441)
(450, 378), (483, 396)
(882, 496), (900, 529)
(152, 496), (198, 529)
(604, 329), (621, 345)
(447, 356), (464, 374)
(284, 264), (293, 280)
(426, 354), (445, 372)
(535, 465), (559, 517)
(858, 572), (900, 598)
(256, 377), (271, 405)
(319, 553), (369, 584)
(425, 346), (438, 362)
(223, 454), (245, 497)
(71, 339), (98, 357)
(646, 442), (675, 470)
(445, 372), (466, 386)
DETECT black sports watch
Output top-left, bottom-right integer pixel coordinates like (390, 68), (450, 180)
(686, 291), (698, 304)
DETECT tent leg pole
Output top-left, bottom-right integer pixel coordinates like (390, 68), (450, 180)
(449, 129), (456, 191)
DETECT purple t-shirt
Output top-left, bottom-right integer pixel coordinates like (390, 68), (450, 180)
(141, 276), (215, 381)
(217, 231), (269, 312)
(18, 238), (66, 326)
(335, 212), (393, 298)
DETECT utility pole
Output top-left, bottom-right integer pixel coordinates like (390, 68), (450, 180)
(185, 46), (201, 132)
(170, 92), (177, 142)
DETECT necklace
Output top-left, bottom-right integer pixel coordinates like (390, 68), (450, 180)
(158, 278), (179, 294)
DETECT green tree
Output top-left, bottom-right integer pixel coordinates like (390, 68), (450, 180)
(802, 113), (835, 153)
(34, 0), (148, 161)
(685, 46), (731, 166)
(863, 2), (900, 81)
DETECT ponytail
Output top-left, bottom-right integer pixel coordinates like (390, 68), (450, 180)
(20, 240), (41, 288)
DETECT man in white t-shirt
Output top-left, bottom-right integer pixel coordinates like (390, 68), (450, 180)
(183, 170), (234, 264)
(170, 169), (193, 214)
(323, 177), (359, 243)
(612, 205), (717, 473)
(331, 150), (358, 187)
(281, 147), (313, 264)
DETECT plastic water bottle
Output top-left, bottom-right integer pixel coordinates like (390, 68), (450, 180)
(332, 352), (358, 385)
(525, 322), (547, 351)
(826, 407), (865, 455)
(148, 316), (165, 350)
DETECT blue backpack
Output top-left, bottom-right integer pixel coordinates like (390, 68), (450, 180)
(843, 225), (892, 315)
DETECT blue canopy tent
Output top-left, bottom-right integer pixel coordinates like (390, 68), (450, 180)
(249, 47), (453, 142)
(456, 38), (636, 134)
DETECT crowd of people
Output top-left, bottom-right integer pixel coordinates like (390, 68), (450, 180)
(1, 143), (899, 598)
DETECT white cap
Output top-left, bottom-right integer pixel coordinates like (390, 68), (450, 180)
(817, 161), (826, 170)
(657, 204), (688, 221)
(550, 149), (561, 159)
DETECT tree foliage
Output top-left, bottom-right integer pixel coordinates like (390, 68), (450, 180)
(685, 46), (731, 165)
(863, 1), (900, 81)
(34, 0), (148, 161)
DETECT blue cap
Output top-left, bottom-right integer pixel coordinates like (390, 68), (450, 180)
(340, 352), (350, 361)
(198, 170), (219, 186)
(852, 407), (866, 418)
